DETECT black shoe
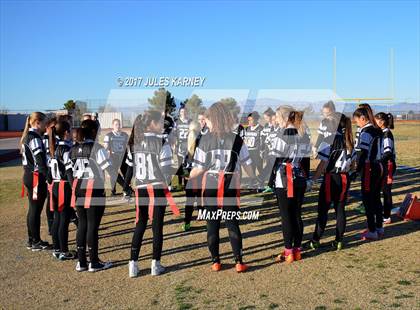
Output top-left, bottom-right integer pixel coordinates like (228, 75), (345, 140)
(88, 261), (112, 272)
(26, 240), (33, 250)
(59, 251), (77, 260)
(52, 250), (61, 259)
(32, 240), (52, 252)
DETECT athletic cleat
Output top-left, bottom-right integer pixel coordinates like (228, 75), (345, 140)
(32, 240), (51, 252)
(276, 249), (294, 264)
(235, 263), (248, 273)
(151, 260), (165, 276)
(211, 262), (222, 272)
(52, 250), (61, 259)
(376, 227), (385, 238)
(361, 230), (378, 241)
(26, 241), (33, 250)
(293, 247), (302, 261)
(128, 260), (139, 278)
(88, 261), (113, 272)
(262, 186), (273, 193)
(383, 217), (391, 225)
(59, 251), (77, 260)
(332, 241), (343, 251)
(181, 223), (191, 232)
(76, 262), (88, 272)
(309, 240), (320, 250)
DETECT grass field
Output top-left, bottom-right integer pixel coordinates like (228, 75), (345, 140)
(0, 122), (419, 310)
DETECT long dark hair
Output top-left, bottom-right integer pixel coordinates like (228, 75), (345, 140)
(375, 112), (395, 129)
(358, 103), (378, 128)
(205, 102), (235, 138)
(80, 119), (99, 141)
(338, 113), (354, 152)
(49, 120), (71, 157)
(128, 110), (162, 148)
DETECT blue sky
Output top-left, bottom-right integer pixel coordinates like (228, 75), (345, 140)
(1, 0), (419, 111)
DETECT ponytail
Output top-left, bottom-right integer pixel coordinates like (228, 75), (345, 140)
(388, 113), (394, 129)
(49, 126), (57, 158)
(375, 112), (395, 129)
(129, 110), (162, 148)
(20, 112), (47, 148)
(338, 114), (354, 152)
(358, 103), (378, 128)
(291, 111), (306, 136)
(20, 116), (31, 147)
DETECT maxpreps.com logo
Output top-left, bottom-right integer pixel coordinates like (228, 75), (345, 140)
(197, 209), (260, 221)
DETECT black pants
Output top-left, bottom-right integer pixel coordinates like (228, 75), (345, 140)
(361, 163), (383, 232)
(76, 195), (105, 266)
(51, 182), (72, 252)
(312, 173), (348, 242)
(176, 155), (187, 187)
(275, 181), (306, 249)
(24, 172), (47, 244)
(45, 191), (54, 234)
(184, 179), (203, 224)
(130, 187), (167, 261)
(382, 161), (395, 219)
(111, 153), (129, 192)
(249, 150), (263, 177)
(203, 186), (243, 263)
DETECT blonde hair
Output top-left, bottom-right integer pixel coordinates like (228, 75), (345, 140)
(276, 105), (306, 136)
(187, 121), (200, 157)
(20, 112), (47, 146)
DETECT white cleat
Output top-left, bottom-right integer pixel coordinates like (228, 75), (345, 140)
(129, 260), (139, 278)
(151, 259), (165, 276)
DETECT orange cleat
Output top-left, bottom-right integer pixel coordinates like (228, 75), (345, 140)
(235, 263), (248, 273)
(293, 248), (302, 261)
(211, 262), (222, 271)
(275, 249), (294, 264)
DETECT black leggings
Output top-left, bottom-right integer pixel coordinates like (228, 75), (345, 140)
(45, 191), (54, 234)
(51, 182), (72, 252)
(130, 187), (167, 261)
(361, 163), (383, 232)
(203, 188), (243, 263)
(111, 153), (129, 192)
(382, 162), (395, 219)
(76, 196), (105, 266)
(275, 182), (306, 249)
(24, 172), (47, 244)
(312, 173), (348, 242)
(249, 150), (263, 177)
(184, 185), (203, 224)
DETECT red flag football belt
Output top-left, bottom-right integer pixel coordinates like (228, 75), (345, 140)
(135, 184), (180, 224)
(325, 173), (348, 205)
(286, 163), (294, 198)
(71, 178), (94, 209)
(387, 161), (394, 185)
(32, 171), (39, 200)
(202, 171), (240, 208)
(49, 181), (67, 212)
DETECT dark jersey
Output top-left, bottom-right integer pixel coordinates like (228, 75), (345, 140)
(192, 132), (252, 173)
(42, 133), (51, 162)
(381, 128), (396, 162)
(299, 128), (312, 177)
(315, 118), (337, 149)
(104, 131), (129, 155)
(21, 128), (48, 176)
(244, 124), (263, 151)
(317, 133), (355, 173)
(125, 133), (173, 187)
(269, 126), (306, 188)
(354, 123), (383, 171)
(266, 126), (281, 152)
(174, 118), (191, 157)
(50, 140), (72, 181)
(163, 115), (175, 137)
(233, 124), (245, 139)
(67, 140), (111, 189)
